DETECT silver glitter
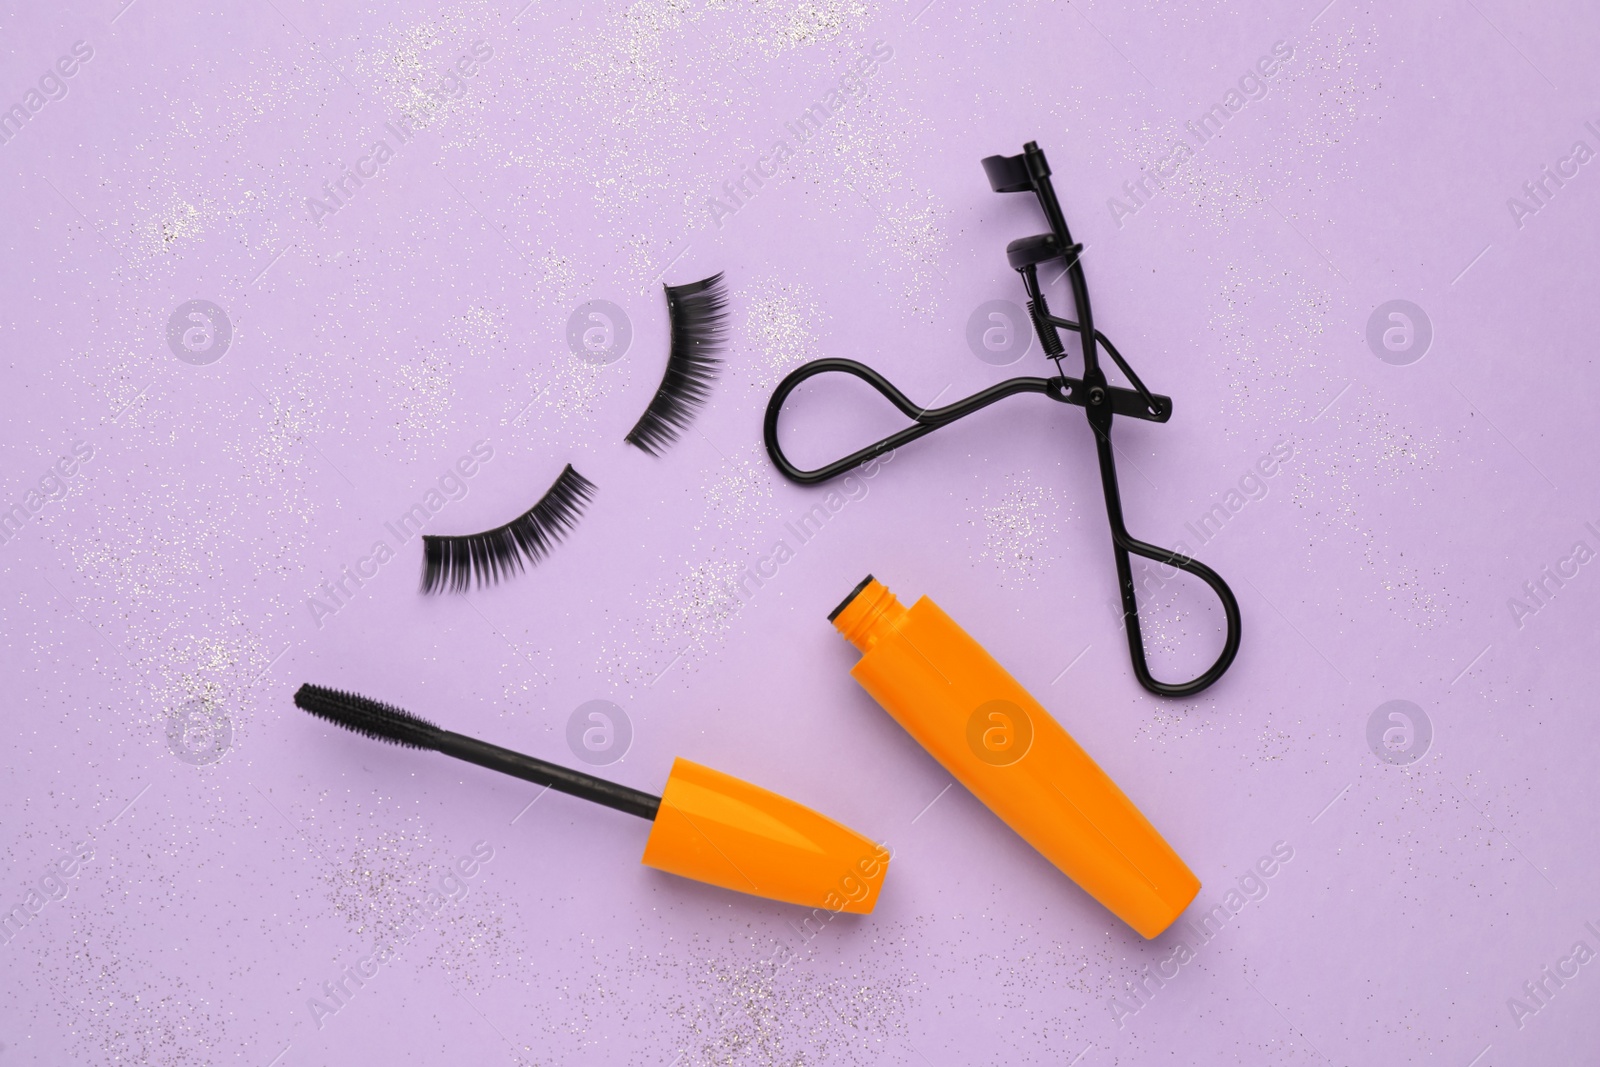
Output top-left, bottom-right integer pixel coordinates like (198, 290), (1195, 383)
(502, 354), (626, 441)
(606, 555), (746, 686)
(710, 0), (871, 57)
(796, 93), (952, 322)
(445, 303), (512, 365)
(737, 278), (824, 392)
(1289, 395), (1453, 630)
(388, 347), (458, 456)
(602, 443), (782, 687)
(977, 473), (1062, 582)
(1210, 263), (1330, 432)
(696, 448), (777, 533)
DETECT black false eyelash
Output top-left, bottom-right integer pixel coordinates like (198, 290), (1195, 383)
(420, 464), (596, 594)
(624, 272), (730, 455)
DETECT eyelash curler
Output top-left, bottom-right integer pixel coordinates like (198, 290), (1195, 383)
(763, 141), (1241, 697)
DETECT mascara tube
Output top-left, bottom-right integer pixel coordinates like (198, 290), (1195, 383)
(830, 576), (1200, 938)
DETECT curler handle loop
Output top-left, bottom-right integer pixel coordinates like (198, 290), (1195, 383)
(762, 358), (1053, 485)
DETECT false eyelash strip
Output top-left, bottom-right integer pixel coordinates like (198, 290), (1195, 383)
(420, 464), (595, 594)
(624, 272), (730, 455)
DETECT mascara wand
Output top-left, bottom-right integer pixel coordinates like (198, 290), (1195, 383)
(293, 684), (888, 912)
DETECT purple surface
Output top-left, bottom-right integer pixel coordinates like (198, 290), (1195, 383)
(2, 0), (1598, 1063)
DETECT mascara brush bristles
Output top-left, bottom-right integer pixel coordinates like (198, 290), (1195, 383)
(293, 684), (443, 750)
(625, 272), (729, 455)
(292, 683), (664, 820)
(420, 464), (596, 594)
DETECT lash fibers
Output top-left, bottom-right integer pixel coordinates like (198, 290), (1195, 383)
(830, 576), (1199, 938)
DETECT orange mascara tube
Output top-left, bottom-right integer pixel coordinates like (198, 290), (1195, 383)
(830, 576), (1198, 937)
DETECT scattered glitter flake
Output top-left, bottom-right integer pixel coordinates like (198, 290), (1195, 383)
(1106, 17), (1387, 239)
(1322, 401), (1440, 488)
(389, 347), (457, 453)
(54, 925), (256, 1066)
(1110, 118), (1268, 233)
(354, 17), (489, 131)
(1210, 264), (1331, 434)
(151, 628), (269, 707)
(871, 194), (951, 322)
(134, 193), (213, 257)
(1125, 577), (1212, 661)
(446, 304), (512, 364)
(1271, 377), (1459, 640)
(977, 474), (1061, 581)
(737, 278), (824, 391)
(303, 801), (518, 990)
(614, 550), (745, 684)
(1276, 20), (1388, 153)
(697, 450), (777, 534)
(502, 355), (625, 439)
(227, 376), (324, 485)
(1253, 724), (1294, 763)
(318, 822), (442, 943)
(534, 248), (585, 312)
(826, 105), (907, 205)
(660, 939), (916, 1066)
(797, 93), (951, 322)
(1137, 699), (1220, 746)
(575, 0), (717, 261)
(71, 510), (205, 627)
(713, 0), (871, 57)
(602, 442), (790, 688)
(1376, 559), (1453, 632)
(1292, 397), (1443, 560)
(494, 647), (556, 716)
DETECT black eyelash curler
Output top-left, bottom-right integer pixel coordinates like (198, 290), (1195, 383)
(762, 141), (1241, 697)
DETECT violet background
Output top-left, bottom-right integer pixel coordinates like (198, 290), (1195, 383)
(2, 0), (1597, 1063)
